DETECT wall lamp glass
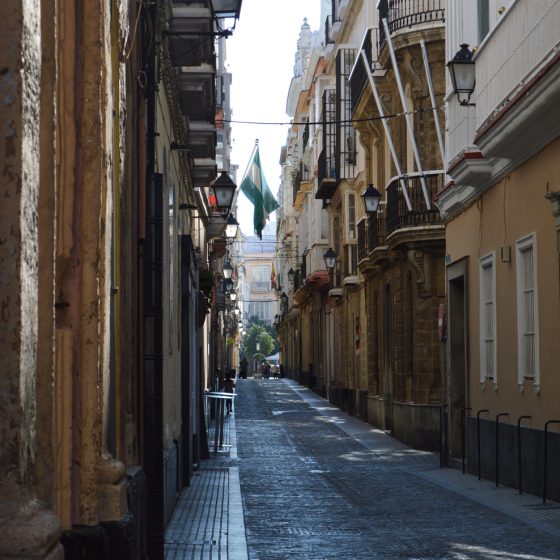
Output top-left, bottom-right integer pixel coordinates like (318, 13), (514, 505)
(212, 171), (237, 214)
(287, 268), (295, 284)
(448, 44), (476, 107)
(223, 261), (233, 279)
(323, 248), (337, 270)
(362, 184), (382, 214)
(225, 213), (239, 240)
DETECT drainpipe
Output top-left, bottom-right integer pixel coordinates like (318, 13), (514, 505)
(143, 1), (164, 557)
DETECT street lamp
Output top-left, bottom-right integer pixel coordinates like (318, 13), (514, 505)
(212, 171), (237, 213)
(225, 213), (239, 240)
(362, 184), (382, 214)
(223, 261), (233, 279)
(230, 291), (237, 302)
(233, 306), (240, 315)
(323, 248), (337, 270)
(447, 44), (476, 107)
(223, 278), (233, 292)
(287, 268), (295, 284)
(210, 0), (242, 20)
(209, 0), (243, 37)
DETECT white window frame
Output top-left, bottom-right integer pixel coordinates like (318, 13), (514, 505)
(479, 252), (496, 383)
(251, 265), (271, 292)
(516, 233), (539, 386)
(346, 192), (356, 242)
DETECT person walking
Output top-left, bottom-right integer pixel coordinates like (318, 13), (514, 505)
(222, 372), (235, 414)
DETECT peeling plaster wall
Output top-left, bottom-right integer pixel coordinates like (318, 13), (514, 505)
(0, 0), (41, 499)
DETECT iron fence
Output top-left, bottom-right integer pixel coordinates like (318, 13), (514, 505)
(386, 173), (444, 235)
(378, 0), (445, 53)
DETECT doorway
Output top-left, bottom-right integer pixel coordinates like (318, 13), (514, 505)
(447, 259), (469, 461)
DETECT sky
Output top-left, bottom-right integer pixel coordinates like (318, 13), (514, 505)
(226, 0), (322, 235)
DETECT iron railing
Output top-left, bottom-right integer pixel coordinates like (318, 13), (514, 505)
(367, 206), (387, 252)
(386, 173), (444, 235)
(378, 0), (445, 53)
(292, 168), (301, 204)
(302, 119), (310, 149)
(325, 14), (334, 45)
(357, 220), (367, 262)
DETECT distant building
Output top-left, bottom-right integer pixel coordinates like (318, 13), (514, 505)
(238, 223), (279, 327)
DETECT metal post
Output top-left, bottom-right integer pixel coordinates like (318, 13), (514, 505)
(517, 416), (531, 494)
(360, 50), (412, 211)
(461, 408), (472, 474)
(495, 413), (509, 487)
(419, 40), (445, 166)
(381, 18), (431, 210)
(477, 409), (489, 480)
(439, 404), (448, 468)
(543, 419), (560, 503)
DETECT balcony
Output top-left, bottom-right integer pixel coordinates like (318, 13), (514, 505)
(168, 2), (217, 162)
(386, 173), (444, 238)
(315, 149), (338, 200)
(378, 0), (445, 54)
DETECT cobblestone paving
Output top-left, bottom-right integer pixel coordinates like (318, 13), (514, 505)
(235, 379), (560, 560)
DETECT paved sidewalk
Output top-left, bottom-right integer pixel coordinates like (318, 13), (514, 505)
(284, 378), (560, 539)
(164, 409), (248, 560)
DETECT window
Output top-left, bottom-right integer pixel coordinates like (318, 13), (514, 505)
(516, 234), (539, 384)
(251, 265), (270, 291)
(248, 301), (271, 324)
(479, 253), (496, 382)
(345, 244), (358, 276)
(321, 208), (328, 240)
(477, 0), (490, 43)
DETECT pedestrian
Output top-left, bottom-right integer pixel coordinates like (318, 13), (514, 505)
(240, 357), (248, 379)
(263, 362), (271, 379)
(222, 372), (235, 414)
(270, 363), (278, 378)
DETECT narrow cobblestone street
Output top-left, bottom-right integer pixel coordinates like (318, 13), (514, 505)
(235, 379), (560, 560)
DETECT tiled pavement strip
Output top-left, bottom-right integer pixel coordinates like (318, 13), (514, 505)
(165, 403), (249, 560)
(165, 379), (560, 559)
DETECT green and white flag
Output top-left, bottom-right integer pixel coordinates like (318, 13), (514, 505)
(240, 145), (279, 239)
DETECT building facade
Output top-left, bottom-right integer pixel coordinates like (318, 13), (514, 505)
(278, 0), (447, 450)
(0, 0), (242, 558)
(439, 0), (560, 499)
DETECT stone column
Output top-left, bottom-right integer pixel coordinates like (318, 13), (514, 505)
(0, 1), (64, 558)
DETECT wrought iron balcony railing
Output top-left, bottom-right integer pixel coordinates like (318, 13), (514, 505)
(386, 173), (444, 236)
(302, 120), (310, 149)
(358, 220), (367, 262)
(292, 169), (301, 204)
(325, 14), (334, 45)
(378, 0), (445, 54)
(368, 205), (387, 252)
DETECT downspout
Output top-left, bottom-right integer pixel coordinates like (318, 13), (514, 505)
(360, 49), (412, 211)
(381, 18), (431, 210)
(143, 1), (164, 557)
